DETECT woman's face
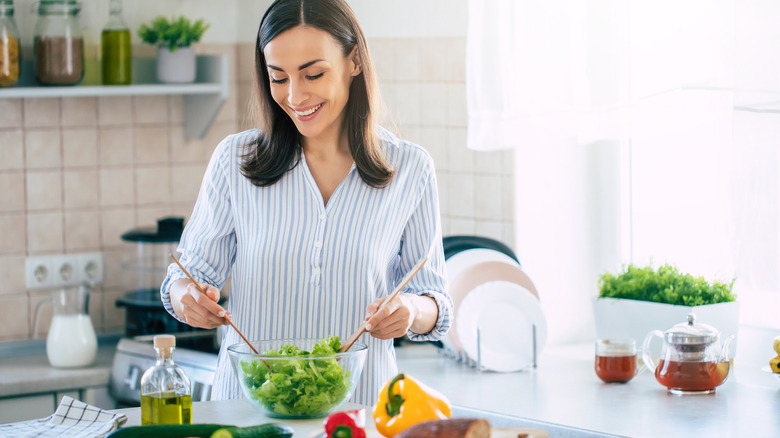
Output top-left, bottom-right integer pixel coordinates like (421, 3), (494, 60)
(263, 25), (360, 144)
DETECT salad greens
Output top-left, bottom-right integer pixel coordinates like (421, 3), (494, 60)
(598, 264), (736, 306)
(239, 336), (351, 416)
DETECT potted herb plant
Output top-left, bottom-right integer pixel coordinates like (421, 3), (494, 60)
(592, 264), (740, 355)
(138, 16), (210, 83)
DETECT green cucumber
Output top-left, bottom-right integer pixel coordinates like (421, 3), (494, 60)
(210, 423), (294, 438)
(107, 423), (230, 438)
(106, 422), (292, 438)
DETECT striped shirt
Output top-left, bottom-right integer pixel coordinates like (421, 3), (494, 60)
(160, 127), (452, 405)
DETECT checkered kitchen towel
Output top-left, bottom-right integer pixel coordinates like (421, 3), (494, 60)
(0, 396), (127, 438)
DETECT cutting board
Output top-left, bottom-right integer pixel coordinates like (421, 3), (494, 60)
(310, 426), (550, 438)
(492, 427), (550, 438)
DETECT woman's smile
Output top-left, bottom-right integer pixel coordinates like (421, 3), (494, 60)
(290, 102), (325, 120)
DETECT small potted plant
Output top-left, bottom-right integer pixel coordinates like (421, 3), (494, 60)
(138, 16), (210, 83)
(592, 264), (740, 354)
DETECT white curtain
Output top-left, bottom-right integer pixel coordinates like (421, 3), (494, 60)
(466, 0), (735, 151)
(467, 0), (780, 344)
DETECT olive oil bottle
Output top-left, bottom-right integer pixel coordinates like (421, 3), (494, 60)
(140, 335), (192, 425)
(100, 0), (131, 85)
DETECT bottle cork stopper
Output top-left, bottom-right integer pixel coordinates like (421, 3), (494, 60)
(153, 334), (176, 349)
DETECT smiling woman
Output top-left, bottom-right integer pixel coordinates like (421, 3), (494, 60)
(160, 0), (453, 407)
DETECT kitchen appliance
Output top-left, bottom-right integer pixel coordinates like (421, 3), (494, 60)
(120, 216), (183, 302)
(642, 312), (734, 394)
(116, 217), (223, 351)
(33, 284), (97, 368)
(110, 217), (222, 406)
(109, 332), (218, 407)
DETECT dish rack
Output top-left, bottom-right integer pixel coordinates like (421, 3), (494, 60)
(438, 324), (539, 372)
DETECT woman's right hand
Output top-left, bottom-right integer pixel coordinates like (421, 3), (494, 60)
(170, 279), (230, 329)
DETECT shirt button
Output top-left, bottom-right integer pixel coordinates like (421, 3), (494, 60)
(319, 214), (326, 221)
(312, 267), (321, 276)
(314, 241), (322, 248)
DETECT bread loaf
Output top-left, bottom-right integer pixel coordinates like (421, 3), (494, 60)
(395, 418), (491, 438)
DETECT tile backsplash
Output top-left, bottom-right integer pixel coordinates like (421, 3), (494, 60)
(0, 37), (514, 343)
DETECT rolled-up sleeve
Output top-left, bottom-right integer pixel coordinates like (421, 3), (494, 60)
(399, 164), (452, 342)
(160, 138), (237, 322)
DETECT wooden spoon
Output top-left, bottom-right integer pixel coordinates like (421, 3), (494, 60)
(169, 253), (260, 355)
(339, 257), (429, 353)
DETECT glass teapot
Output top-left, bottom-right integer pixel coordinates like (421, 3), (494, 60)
(33, 284), (97, 368)
(642, 312), (734, 394)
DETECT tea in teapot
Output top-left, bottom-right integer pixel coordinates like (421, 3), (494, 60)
(642, 312), (733, 394)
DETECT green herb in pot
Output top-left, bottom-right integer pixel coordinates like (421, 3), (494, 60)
(598, 263), (736, 306)
(138, 16), (210, 52)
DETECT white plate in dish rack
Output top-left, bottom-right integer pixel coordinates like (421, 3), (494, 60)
(456, 280), (547, 372)
(442, 249), (522, 355)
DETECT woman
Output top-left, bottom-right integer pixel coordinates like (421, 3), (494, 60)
(161, 0), (452, 405)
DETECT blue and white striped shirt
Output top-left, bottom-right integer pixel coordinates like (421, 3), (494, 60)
(161, 127), (452, 405)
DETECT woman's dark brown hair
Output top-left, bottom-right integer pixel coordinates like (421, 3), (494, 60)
(241, 0), (393, 187)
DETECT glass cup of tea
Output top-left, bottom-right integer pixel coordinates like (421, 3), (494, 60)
(595, 339), (639, 383)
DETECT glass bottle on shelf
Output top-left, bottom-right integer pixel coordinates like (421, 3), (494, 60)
(140, 335), (193, 425)
(33, 0), (84, 85)
(101, 0), (131, 85)
(0, 0), (20, 87)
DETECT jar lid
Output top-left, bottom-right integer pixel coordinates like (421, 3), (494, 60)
(121, 217), (185, 243)
(154, 334), (176, 348)
(665, 312), (719, 345)
(37, 0), (80, 14)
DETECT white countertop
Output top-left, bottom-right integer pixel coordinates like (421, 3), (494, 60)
(0, 340), (116, 397)
(111, 342), (780, 438)
(393, 343), (780, 438)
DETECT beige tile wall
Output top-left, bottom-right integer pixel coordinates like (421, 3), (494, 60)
(0, 37), (513, 343)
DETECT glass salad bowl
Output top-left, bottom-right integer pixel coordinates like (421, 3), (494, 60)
(227, 337), (368, 419)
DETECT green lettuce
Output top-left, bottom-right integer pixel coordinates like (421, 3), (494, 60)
(239, 336), (351, 416)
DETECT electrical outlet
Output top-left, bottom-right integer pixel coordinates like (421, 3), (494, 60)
(51, 255), (79, 287)
(25, 252), (105, 290)
(25, 256), (54, 290)
(77, 252), (104, 285)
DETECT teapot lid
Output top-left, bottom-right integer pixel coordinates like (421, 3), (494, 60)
(665, 312), (719, 345)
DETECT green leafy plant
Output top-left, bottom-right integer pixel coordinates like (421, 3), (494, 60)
(138, 16), (210, 52)
(598, 264), (736, 306)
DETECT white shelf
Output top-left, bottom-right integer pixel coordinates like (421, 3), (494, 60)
(0, 55), (229, 139)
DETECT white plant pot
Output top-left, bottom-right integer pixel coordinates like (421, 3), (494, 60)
(592, 297), (741, 357)
(157, 46), (196, 83)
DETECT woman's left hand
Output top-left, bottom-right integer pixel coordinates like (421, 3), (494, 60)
(364, 294), (437, 339)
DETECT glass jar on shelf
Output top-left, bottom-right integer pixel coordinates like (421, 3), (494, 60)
(101, 0), (131, 85)
(33, 0), (84, 85)
(0, 0), (20, 87)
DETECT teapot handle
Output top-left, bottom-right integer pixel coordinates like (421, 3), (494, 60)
(642, 330), (664, 372)
(721, 334), (736, 362)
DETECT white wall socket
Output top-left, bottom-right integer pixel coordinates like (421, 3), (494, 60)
(25, 252), (104, 290)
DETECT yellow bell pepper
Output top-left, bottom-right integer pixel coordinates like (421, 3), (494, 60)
(770, 356), (780, 373)
(373, 373), (451, 437)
